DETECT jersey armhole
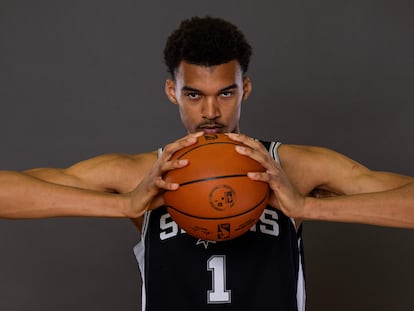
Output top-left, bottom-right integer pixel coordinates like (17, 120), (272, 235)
(259, 140), (282, 165)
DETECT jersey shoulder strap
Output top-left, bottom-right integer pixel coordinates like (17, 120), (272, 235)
(259, 139), (282, 164)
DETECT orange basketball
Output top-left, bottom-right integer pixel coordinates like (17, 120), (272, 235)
(163, 134), (269, 241)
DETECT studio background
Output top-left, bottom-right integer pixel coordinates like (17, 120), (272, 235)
(1, 0), (413, 310)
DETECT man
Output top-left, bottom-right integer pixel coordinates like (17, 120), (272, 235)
(4, 16), (414, 310)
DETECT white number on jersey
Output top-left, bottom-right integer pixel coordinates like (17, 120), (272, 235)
(207, 255), (231, 304)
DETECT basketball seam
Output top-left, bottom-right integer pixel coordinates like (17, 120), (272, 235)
(176, 174), (247, 187)
(166, 191), (268, 220)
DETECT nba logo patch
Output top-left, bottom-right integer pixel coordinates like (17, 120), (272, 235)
(209, 185), (236, 211)
(217, 223), (231, 239)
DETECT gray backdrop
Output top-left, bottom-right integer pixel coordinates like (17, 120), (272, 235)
(1, 0), (413, 310)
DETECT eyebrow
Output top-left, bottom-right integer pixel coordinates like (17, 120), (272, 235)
(182, 84), (238, 94)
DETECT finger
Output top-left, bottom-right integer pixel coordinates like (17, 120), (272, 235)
(161, 158), (189, 172)
(226, 133), (270, 166)
(159, 132), (203, 172)
(247, 171), (271, 182)
(154, 176), (179, 191)
(161, 132), (203, 160)
(225, 132), (265, 151)
(234, 144), (270, 169)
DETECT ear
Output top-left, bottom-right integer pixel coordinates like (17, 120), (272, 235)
(242, 76), (252, 101)
(165, 79), (178, 105)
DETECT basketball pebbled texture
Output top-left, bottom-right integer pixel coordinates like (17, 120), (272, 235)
(163, 134), (269, 241)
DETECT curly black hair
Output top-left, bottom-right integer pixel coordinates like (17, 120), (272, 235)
(163, 16), (252, 78)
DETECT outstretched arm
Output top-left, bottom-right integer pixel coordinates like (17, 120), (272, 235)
(0, 132), (203, 224)
(304, 181), (414, 228)
(0, 171), (133, 219)
(227, 133), (414, 229)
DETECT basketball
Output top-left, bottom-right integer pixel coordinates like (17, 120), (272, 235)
(163, 134), (269, 241)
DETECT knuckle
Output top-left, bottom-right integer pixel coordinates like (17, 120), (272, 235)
(163, 144), (176, 155)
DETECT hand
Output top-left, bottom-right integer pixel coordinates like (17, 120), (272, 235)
(225, 133), (306, 220)
(126, 132), (204, 217)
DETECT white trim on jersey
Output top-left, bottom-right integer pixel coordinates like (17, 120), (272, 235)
(134, 149), (163, 311)
(134, 147), (164, 311)
(134, 141), (306, 311)
(267, 141), (306, 311)
(133, 210), (151, 311)
(269, 141), (282, 165)
(157, 147), (163, 158)
(297, 236), (306, 311)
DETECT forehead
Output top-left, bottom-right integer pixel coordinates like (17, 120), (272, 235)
(174, 60), (243, 91)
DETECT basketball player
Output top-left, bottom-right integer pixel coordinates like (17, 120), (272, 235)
(3, 16), (414, 310)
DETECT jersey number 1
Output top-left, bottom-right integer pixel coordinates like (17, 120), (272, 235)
(207, 255), (231, 304)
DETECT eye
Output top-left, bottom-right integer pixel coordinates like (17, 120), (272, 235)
(220, 91), (234, 98)
(185, 92), (201, 100)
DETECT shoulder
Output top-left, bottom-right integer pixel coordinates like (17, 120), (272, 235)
(68, 151), (158, 171)
(97, 151), (158, 168)
(278, 144), (360, 168)
(259, 140), (338, 163)
(278, 143), (414, 195)
(65, 151), (158, 193)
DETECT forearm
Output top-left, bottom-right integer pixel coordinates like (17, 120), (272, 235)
(304, 182), (414, 229)
(0, 171), (136, 219)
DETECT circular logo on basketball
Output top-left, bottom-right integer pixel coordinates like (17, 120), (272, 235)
(209, 185), (236, 211)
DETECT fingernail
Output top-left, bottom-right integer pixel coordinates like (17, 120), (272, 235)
(248, 172), (260, 180)
(235, 145), (246, 152)
(170, 183), (179, 190)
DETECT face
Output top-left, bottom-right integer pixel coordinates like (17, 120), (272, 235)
(165, 60), (252, 134)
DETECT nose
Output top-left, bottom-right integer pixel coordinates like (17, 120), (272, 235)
(201, 97), (220, 120)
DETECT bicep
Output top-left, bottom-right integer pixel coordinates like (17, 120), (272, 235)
(281, 145), (413, 196)
(24, 153), (148, 193)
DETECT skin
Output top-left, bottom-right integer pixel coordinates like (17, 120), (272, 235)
(0, 171), (132, 218)
(165, 60), (251, 134)
(9, 59), (414, 230)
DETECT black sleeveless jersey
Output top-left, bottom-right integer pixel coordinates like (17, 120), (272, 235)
(133, 141), (305, 311)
